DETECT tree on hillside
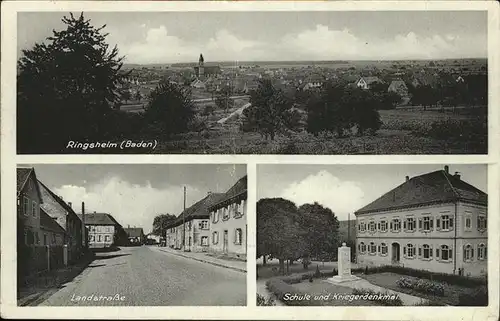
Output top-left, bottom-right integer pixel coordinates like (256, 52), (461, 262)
(298, 203), (340, 262)
(215, 85), (234, 112)
(410, 85), (439, 110)
(17, 12), (125, 153)
(121, 89), (132, 104)
(241, 79), (299, 140)
(344, 87), (383, 135)
(306, 84), (353, 137)
(144, 80), (195, 138)
(152, 214), (177, 237)
(134, 90), (142, 102)
(257, 198), (305, 274)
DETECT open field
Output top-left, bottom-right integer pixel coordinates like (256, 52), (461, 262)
(149, 106), (486, 154)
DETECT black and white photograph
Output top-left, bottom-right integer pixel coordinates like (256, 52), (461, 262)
(16, 10), (488, 154)
(256, 164), (488, 306)
(16, 164), (247, 306)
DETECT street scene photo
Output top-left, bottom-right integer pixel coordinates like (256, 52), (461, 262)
(17, 10), (487, 154)
(17, 164), (247, 306)
(256, 164), (488, 306)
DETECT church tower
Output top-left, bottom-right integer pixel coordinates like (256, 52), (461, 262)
(198, 53), (205, 78)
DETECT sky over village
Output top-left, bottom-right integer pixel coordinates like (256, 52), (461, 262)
(257, 164), (487, 221)
(17, 11), (487, 63)
(24, 164), (246, 234)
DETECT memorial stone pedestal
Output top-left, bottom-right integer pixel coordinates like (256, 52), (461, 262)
(327, 242), (360, 284)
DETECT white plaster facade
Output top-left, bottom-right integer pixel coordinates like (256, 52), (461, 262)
(356, 201), (487, 277)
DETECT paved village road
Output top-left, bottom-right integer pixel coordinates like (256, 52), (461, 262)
(40, 246), (246, 306)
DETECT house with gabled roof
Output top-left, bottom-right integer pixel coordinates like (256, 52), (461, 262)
(208, 175), (247, 258)
(77, 212), (127, 249)
(356, 76), (383, 90)
(37, 180), (84, 262)
(166, 192), (225, 252)
(354, 166), (487, 277)
(17, 167), (43, 246)
(124, 227), (145, 245)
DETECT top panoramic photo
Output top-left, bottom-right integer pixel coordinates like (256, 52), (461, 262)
(16, 10), (488, 154)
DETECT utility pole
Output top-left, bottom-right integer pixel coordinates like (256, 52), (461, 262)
(82, 202), (87, 250)
(183, 186), (186, 251)
(347, 212), (350, 244)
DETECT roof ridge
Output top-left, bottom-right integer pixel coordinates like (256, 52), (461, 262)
(17, 167), (33, 196)
(441, 170), (460, 199)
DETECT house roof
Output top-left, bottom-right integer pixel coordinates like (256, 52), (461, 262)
(355, 168), (487, 215)
(77, 213), (119, 226)
(124, 227), (144, 238)
(388, 79), (408, 91)
(209, 175), (248, 211)
(37, 180), (81, 226)
(168, 192), (225, 228)
(360, 76), (382, 84)
(17, 167), (43, 202)
(40, 209), (66, 234)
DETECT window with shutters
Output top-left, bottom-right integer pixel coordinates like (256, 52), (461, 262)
(369, 242), (376, 255)
(405, 217), (416, 232)
(234, 228), (242, 245)
(422, 244), (432, 259)
(199, 220), (209, 230)
(379, 220), (388, 233)
(406, 244), (415, 258)
(368, 221), (376, 233)
(358, 221), (366, 233)
(201, 236), (209, 246)
(477, 243), (487, 260)
(464, 212), (472, 231)
(440, 245), (453, 261)
(223, 207), (230, 220)
(212, 210), (219, 223)
(439, 213), (453, 231)
(359, 242), (366, 254)
(32, 201), (38, 217)
(380, 243), (388, 256)
(212, 231), (219, 244)
(463, 244), (474, 262)
(391, 218), (401, 232)
(477, 215), (487, 231)
(23, 197), (29, 216)
(421, 215), (432, 232)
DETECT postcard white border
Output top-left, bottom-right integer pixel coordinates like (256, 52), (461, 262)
(2, 1), (500, 320)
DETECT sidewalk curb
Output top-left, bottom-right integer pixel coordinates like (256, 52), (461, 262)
(158, 248), (246, 273)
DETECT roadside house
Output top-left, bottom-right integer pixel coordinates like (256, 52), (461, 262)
(78, 212), (127, 249)
(166, 192), (224, 252)
(208, 175), (248, 259)
(124, 227), (145, 245)
(37, 180), (84, 262)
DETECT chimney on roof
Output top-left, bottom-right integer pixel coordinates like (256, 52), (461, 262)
(454, 172), (461, 180)
(444, 165), (449, 174)
(94, 211), (96, 214)
(207, 191), (212, 195)
(68, 202), (72, 208)
(405, 176), (409, 182)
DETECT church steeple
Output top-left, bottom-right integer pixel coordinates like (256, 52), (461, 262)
(198, 53), (205, 78)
